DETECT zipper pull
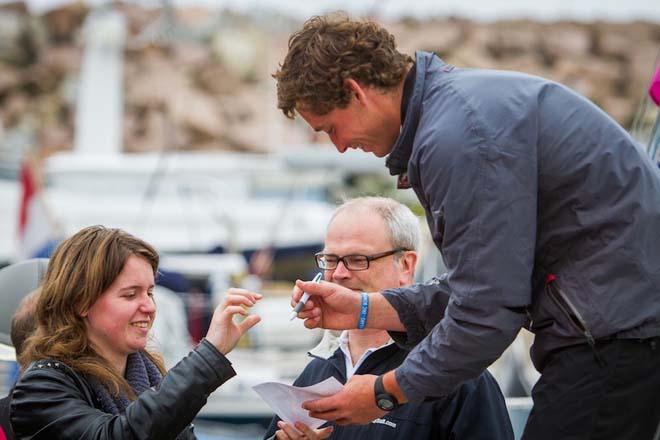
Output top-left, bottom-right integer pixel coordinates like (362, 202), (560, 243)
(546, 273), (606, 368)
(584, 329), (606, 367)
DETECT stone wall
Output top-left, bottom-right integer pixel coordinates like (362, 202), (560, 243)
(0, 3), (658, 157)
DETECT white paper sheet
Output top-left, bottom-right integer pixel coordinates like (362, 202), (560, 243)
(253, 377), (343, 429)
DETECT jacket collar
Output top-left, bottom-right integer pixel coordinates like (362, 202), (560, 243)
(386, 52), (447, 178)
(308, 341), (406, 381)
(308, 329), (342, 359)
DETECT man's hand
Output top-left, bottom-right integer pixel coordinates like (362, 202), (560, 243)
(302, 374), (386, 425)
(274, 421), (333, 439)
(292, 280), (362, 330)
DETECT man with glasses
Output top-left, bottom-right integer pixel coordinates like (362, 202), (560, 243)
(264, 197), (513, 440)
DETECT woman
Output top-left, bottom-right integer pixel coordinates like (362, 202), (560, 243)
(10, 225), (261, 439)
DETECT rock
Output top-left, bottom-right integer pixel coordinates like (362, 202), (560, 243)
(174, 89), (225, 142)
(41, 44), (81, 78)
(38, 122), (71, 151)
(539, 23), (591, 62)
(592, 23), (630, 61)
(42, 2), (88, 43)
(172, 42), (212, 67)
(123, 107), (172, 153)
(2, 91), (30, 127)
(393, 19), (466, 57)
(628, 42), (660, 96)
(115, 2), (161, 38)
(0, 63), (20, 95)
(484, 21), (541, 60)
(2, 4), (660, 153)
(599, 95), (635, 126)
(192, 61), (242, 96)
(0, 4), (43, 66)
(552, 57), (622, 102)
(125, 51), (188, 107)
(211, 27), (265, 82)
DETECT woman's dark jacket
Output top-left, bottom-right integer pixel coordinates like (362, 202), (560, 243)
(10, 340), (235, 439)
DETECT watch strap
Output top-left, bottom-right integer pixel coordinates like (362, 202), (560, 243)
(374, 374), (399, 411)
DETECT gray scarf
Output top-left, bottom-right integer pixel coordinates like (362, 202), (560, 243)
(89, 352), (190, 439)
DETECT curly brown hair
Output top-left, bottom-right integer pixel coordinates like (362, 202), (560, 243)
(274, 13), (412, 118)
(19, 225), (166, 399)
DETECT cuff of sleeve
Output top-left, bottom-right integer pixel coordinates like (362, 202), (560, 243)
(382, 288), (428, 349)
(395, 367), (426, 403)
(198, 338), (237, 384)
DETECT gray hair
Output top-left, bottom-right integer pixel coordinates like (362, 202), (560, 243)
(331, 196), (420, 251)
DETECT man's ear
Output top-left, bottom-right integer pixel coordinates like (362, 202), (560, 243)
(399, 251), (417, 285)
(344, 78), (367, 104)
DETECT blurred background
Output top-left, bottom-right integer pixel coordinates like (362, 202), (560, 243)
(0, 1), (659, 438)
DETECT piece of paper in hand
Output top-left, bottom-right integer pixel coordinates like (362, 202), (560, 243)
(253, 377), (343, 429)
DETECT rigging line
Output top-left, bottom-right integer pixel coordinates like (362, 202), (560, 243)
(645, 51), (660, 161)
(649, 116), (660, 163)
(648, 55), (660, 162)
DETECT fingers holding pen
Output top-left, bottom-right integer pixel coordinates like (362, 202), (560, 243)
(291, 293), (321, 329)
(291, 277), (326, 306)
(291, 283), (306, 307)
(295, 279), (328, 297)
(295, 300), (320, 317)
(303, 316), (322, 329)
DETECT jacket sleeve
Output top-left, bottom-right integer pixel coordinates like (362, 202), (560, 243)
(436, 371), (514, 440)
(10, 339), (236, 439)
(385, 275), (451, 349)
(390, 90), (536, 400)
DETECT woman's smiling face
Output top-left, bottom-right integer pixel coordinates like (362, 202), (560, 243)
(82, 254), (156, 370)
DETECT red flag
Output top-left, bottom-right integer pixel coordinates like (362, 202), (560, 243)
(18, 159), (37, 237)
(16, 158), (55, 260)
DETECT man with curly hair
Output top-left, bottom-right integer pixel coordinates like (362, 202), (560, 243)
(275, 13), (660, 440)
(274, 14), (410, 158)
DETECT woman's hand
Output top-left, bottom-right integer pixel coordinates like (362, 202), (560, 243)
(275, 421), (333, 440)
(205, 288), (262, 354)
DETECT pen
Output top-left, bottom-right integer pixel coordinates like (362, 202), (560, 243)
(289, 272), (323, 321)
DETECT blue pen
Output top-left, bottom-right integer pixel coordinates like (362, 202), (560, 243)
(289, 272), (323, 321)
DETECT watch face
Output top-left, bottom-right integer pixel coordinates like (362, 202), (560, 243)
(377, 397), (395, 411)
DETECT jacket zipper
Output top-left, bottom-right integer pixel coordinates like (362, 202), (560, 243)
(545, 274), (605, 367)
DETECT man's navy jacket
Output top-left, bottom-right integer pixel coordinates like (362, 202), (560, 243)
(263, 342), (513, 440)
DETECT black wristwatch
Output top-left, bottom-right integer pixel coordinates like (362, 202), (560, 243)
(374, 374), (399, 411)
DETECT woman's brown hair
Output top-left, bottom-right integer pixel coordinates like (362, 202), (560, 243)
(19, 225), (166, 399)
(274, 12), (413, 118)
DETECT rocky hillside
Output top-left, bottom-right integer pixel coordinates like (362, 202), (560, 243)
(0, 2), (658, 159)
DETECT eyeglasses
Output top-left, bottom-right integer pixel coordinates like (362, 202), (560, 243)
(314, 248), (408, 271)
